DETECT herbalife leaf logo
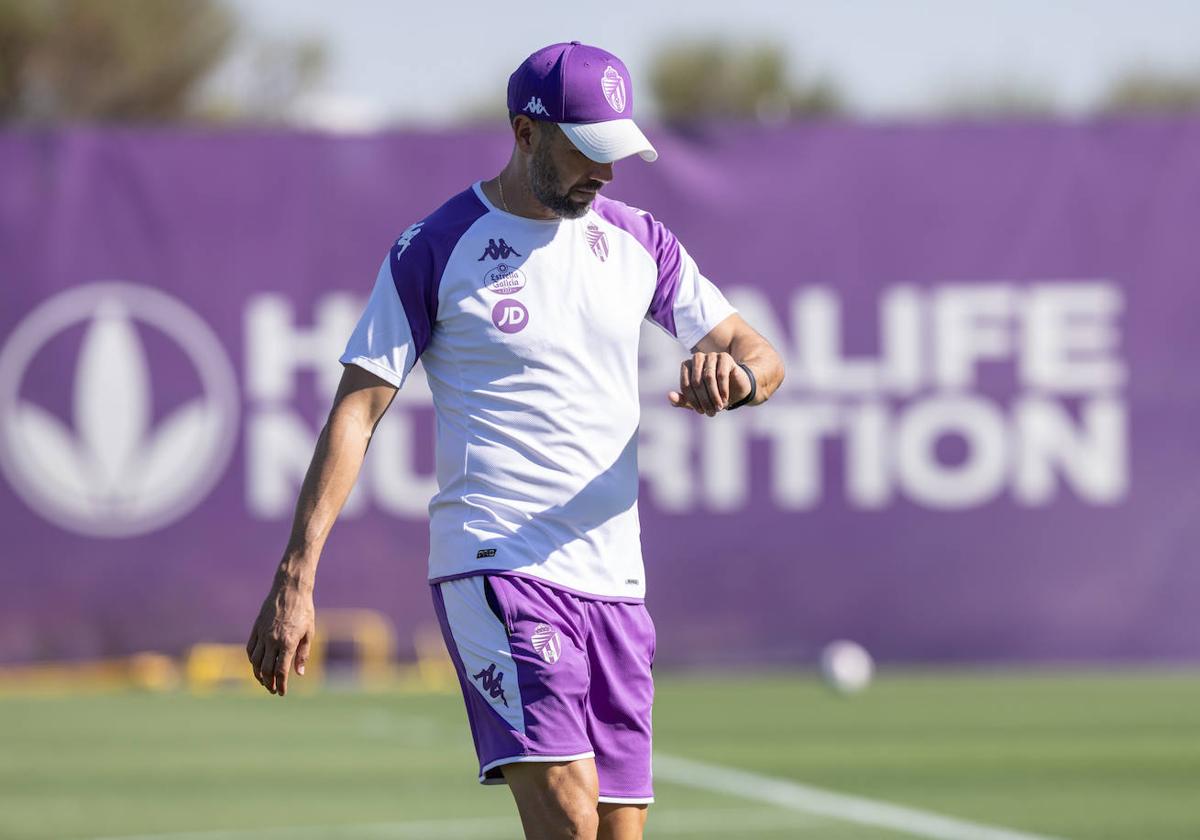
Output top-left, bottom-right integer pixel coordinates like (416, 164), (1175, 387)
(0, 283), (239, 538)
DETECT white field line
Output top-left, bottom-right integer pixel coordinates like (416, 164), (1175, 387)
(87, 807), (818, 840)
(655, 753), (1067, 840)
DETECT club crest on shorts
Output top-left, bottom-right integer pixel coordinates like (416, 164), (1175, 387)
(531, 623), (562, 664)
(585, 223), (609, 262)
(601, 66), (626, 113)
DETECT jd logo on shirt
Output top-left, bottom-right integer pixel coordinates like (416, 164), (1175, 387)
(492, 300), (529, 334)
(478, 238), (522, 261)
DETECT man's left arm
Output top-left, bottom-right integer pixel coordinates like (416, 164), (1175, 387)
(668, 313), (785, 416)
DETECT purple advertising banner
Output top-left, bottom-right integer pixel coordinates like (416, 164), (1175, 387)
(1, 122), (1197, 666)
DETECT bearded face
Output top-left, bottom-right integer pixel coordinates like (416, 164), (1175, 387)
(528, 124), (605, 220)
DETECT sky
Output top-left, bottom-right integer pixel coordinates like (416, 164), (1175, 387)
(222, 0), (1200, 127)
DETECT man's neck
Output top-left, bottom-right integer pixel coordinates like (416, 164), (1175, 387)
(485, 169), (559, 221)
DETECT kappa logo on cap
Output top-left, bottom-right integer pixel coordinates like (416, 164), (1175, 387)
(523, 96), (550, 116)
(601, 66), (626, 113)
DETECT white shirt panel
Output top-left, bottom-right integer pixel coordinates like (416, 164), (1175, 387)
(340, 183), (737, 600)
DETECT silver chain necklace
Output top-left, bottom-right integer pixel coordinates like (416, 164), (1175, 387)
(497, 177), (509, 213)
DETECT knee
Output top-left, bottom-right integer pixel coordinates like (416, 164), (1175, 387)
(506, 760), (600, 839)
(543, 771), (599, 838)
(557, 800), (599, 838)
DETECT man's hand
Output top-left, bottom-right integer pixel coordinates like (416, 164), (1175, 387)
(668, 351), (751, 416)
(246, 578), (315, 697)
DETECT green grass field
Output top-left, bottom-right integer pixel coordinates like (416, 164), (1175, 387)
(1, 670), (1197, 840)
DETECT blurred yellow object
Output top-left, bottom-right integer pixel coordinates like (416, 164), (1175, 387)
(0, 652), (180, 695)
(184, 643), (261, 693)
(311, 608), (397, 685)
(0, 610), (458, 696)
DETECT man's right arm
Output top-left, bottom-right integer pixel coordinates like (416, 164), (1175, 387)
(245, 363), (398, 696)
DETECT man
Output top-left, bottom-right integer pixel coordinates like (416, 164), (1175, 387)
(246, 41), (784, 840)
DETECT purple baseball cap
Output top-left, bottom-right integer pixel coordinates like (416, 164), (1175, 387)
(507, 41), (658, 164)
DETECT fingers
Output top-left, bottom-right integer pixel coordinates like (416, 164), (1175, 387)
(249, 636), (268, 688)
(247, 589), (316, 697)
(714, 354), (734, 407)
(262, 644), (280, 694)
(671, 353), (739, 415)
(687, 354), (715, 414)
(275, 645), (294, 696)
(294, 633), (311, 677)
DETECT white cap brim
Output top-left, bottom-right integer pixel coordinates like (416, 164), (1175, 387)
(558, 119), (658, 163)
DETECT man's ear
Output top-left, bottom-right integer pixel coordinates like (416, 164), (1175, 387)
(513, 115), (537, 155)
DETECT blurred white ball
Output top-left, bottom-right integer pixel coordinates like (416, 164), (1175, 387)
(819, 640), (874, 695)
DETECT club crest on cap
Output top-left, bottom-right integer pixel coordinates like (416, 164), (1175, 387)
(601, 66), (626, 113)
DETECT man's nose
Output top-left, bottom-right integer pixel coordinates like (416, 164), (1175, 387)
(590, 161), (614, 183)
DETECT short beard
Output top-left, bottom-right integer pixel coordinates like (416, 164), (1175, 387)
(529, 130), (591, 220)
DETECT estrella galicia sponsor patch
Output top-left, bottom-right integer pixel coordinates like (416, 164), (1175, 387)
(483, 263), (527, 295)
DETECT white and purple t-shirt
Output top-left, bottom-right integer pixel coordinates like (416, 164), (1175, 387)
(340, 182), (735, 600)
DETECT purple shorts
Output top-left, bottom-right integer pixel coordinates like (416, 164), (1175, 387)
(431, 572), (656, 804)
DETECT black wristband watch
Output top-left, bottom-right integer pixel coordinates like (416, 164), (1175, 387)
(726, 362), (757, 410)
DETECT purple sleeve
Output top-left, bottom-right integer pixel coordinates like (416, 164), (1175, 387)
(340, 187), (488, 385)
(591, 195), (734, 347)
(591, 196), (683, 337)
(390, 223), (438, 360)
(391, 187), (490, 359)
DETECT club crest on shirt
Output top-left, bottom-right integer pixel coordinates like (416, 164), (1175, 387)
(483, 263), (527, 295)
(585, 223), (609, 262)
(531, 623), (562, 664)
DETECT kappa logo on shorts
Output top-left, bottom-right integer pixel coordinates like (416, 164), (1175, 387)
(477, 238), (522, 261)
(531, 623), (562, 665)
(471, 663), (509, 707)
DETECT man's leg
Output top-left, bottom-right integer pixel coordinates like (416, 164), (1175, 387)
(503, 758), (600, 839)
(597, 803), (648, 840)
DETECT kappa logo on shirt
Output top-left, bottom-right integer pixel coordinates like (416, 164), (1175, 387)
(394, 222), (424, 259)
(478, 238), (522, 261)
